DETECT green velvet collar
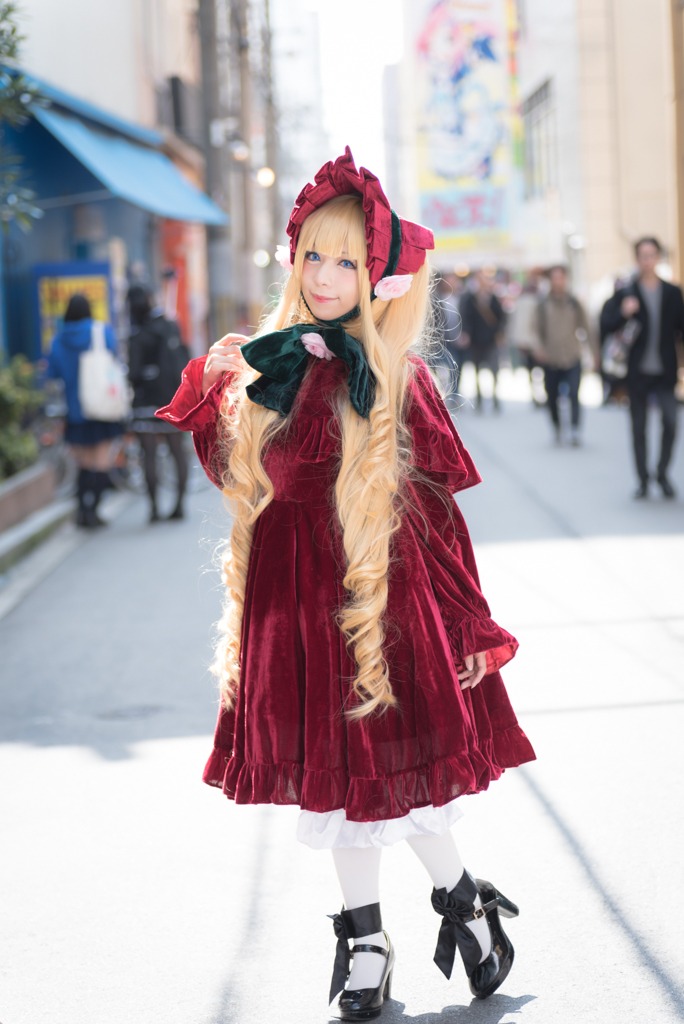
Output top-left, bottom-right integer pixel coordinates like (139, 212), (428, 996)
(240, 323), (375, 419)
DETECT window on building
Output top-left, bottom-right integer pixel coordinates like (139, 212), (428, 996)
(522, 80), (556, 199)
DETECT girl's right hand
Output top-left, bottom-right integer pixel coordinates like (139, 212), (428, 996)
(202, 334), (250, 396)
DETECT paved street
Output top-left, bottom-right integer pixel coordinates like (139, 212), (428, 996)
(2, 367), (684, 1024)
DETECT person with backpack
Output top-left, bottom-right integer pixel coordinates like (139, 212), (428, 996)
(127, 285), (190, 522)
(536, 265), (590, 446)
(45, 293), (125, 528)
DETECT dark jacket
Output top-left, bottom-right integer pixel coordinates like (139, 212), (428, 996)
(459, 290), (506, 356)
(600, 279), (684, 388)
(46, 319), (119, 423)
(128, 315), (190, 409)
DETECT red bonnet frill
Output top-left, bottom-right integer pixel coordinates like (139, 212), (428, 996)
(286, 146), (434, 287)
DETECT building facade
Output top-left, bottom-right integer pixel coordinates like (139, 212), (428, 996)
(1, 0), (224, 361)
(387, 0), (680, 307)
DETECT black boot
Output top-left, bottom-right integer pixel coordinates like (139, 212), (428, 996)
(329, 902), (395, 1021)
(87, 471), (109, 527)
(75, 470), (105, 528)
(75, 468), (89, 527)
(431, 871), (519, 1000)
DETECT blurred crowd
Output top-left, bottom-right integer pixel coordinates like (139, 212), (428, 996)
(429, 236), (684, 498)
(37, 234), (684, 532)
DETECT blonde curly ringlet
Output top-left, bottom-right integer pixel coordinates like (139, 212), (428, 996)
(213, 194), (431, 719)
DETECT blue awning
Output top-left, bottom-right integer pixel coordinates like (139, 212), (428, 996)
(32, 105), (227, 226)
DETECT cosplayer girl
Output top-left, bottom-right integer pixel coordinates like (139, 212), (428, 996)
(157, 148), (535, 1021)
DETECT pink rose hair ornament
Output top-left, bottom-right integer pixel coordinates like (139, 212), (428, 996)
(286, 146), (434, 300)
(274, 244), (293, 271)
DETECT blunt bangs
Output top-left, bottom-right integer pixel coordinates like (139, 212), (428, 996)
(296, 195), (367, 270)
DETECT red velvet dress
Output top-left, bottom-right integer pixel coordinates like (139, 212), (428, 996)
(157, 353), (535, 824)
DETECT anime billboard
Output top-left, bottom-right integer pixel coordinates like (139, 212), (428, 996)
(414, 0), (521, 253)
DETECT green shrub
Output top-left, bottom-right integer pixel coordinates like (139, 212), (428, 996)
(0, 356), (42, 480)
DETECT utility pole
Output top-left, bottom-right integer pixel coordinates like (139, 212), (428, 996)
(199, 0), (233, 342)
(232, 0), (258, 328)
(671, 0), (684, 281)
(262, 0), (281, 264)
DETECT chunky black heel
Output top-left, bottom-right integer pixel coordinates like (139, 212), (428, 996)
(328, 902), (395, 1021)
(431, 872), (518, 1000)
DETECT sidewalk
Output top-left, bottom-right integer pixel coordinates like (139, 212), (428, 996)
(1, 368), (683, 1024)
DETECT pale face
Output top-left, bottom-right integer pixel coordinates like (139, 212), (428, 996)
(636, 242), (660, 276)
(301, 249), (361, 320)
(549, 269), (567, 294)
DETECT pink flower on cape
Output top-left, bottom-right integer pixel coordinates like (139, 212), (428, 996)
(301, 333), (335, 360)
(274, 244), (293, 270)
(374, 274), (414, 300)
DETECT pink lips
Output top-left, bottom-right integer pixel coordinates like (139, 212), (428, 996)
(311, 293), (335, 303)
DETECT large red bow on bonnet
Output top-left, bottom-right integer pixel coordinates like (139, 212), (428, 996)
(286, 147), (434, 289)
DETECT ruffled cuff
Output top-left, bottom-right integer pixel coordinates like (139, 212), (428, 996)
(406, 356), (481, 492)
(156, 357), (235, 488)
(155, 356), (233, 430)
(442, 613), (518, 674)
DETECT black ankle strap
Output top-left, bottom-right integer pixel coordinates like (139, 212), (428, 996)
(340, 902), (382, 940)
(328, 903), (383, 1002)
(352, 942), (389, 959)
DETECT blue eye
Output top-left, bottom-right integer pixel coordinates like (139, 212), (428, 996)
(304, 251), (320, 263)
(340, 258), (357, 270)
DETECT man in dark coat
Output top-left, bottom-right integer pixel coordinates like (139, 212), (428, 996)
(600, 237), (684, 498)
(459, 271), (506, 412)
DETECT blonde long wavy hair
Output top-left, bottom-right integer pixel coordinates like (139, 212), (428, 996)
(214, 194), (430, 720)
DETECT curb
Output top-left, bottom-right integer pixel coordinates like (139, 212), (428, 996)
(0, 489), (136, 621)
(0, 498), (74, 575)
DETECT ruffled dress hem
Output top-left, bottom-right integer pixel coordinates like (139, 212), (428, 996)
(201, 721), (535, 824)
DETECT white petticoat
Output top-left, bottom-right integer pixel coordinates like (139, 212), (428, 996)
(296, 798), (463, 849)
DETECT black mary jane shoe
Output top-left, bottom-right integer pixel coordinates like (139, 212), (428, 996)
(329, 903), (395, 1021)
(469, 878), (518, 1000)
(431, 872), (519, 1001)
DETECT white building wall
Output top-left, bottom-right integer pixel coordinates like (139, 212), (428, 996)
(515, 0), (583, 272)
(18, 0), (199, 126)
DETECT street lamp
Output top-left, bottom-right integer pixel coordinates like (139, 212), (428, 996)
(255, 166), (276, 188)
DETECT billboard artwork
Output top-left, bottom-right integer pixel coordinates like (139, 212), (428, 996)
(415, 0), (520, 253)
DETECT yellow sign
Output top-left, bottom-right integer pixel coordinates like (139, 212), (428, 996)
(35, 264), (111, 353)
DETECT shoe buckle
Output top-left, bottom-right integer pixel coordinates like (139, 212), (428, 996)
(473, 908), (485, 920)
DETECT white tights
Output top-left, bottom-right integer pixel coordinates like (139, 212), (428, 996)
(332, 832), (491, 992)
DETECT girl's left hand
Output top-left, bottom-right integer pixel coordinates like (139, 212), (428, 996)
(458, 652), (487, 689)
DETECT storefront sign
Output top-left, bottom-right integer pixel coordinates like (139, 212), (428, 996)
(33, 261), (112, 354)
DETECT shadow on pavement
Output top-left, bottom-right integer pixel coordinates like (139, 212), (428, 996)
(454, 400), (684, 543)
(342, 992), (537, 1022)
(519, 767), (684, 1019)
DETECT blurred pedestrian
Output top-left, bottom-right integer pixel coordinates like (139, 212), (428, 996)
(45, 294), (124, 528)
(127, 285), (190, 522)
(598, 276), (631, 405)
(428, 273), (461, 404)
(536, 265), (590, 446)
(507, 272), (544, 406)
(459, 271), (506, 412)
(157, 148), (534, 1019)
(600, 237), (684, 499)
